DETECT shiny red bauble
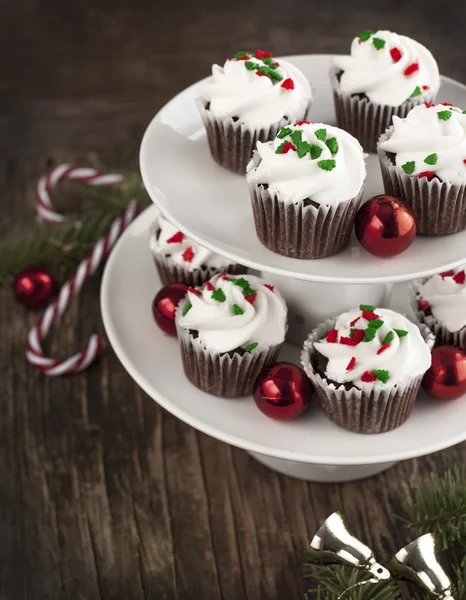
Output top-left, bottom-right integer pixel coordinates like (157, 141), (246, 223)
(253, 362), (313, 420)
(355, 195), (416, 258)
(13, 266), (57, 309)
(422, 345), (466, 401)
(152, 283), (188, 335)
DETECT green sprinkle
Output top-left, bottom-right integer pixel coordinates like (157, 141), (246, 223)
(275, 142), (285, 154)
(262, 57), (273, 65)
(233, 304), (244, 316)
(234, 51), (250, 58)
(290, 129), (303, 146)
(244, 61), (257, 70)
(269, 62), (278, 69)
(267, 68), (283, 81)
(211, 288), (226, 302)
(463, 110), (466, 114)
(368, 319), (384, 329)
(438, 110), (452, 121)
(410, 86), (422, 98)
(309, 144), (323, 159)
(317, 159), (336, 171)
(373, 369), (390, 384)
(402, 161), (416, 175)
(394, 329), (409, 337)
(277, 126), (292, 139)
(182, 303), (192, 316)
(372, 37), (386, 50)
(232, 277), (255, 297)
(359, 29), (374, 42)
(325, 137), (339, 154)
(360, 304), (375, 311)
(383, 331), (394, 345)
(363, 327), (377, 342)
(244, 342), (258, 353)
(424, 153), (438, 165)
(315, 128), (327, 141)
(297, 140), (311, 158)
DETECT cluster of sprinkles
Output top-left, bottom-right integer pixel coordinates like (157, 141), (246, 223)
(230, 49), (294, 90)
(326, 304), (409, 385)
(183, 276), (276, 353)
(418, 269), (466, 312)
(164, 229), (196, 263)
(357, 29), (429, 99)
(274, 125), (339, 171)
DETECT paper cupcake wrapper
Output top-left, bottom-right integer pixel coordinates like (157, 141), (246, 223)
(197, 99), (310, 175)
(378, 129), (466, 235)
(176, 300), (283, 397)
(410, 280), (466, 349)
(152, 252), (245, 287)
(329, 66), (438, 153)
(300, 317), (435, 434)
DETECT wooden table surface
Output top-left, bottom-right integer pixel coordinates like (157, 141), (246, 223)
(1, 1), (465, 598)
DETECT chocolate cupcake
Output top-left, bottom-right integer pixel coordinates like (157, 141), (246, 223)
(197, 49), (312, 174)
(301, 305), (434, 433)
(175, 274), (287, 397)
(378, 103), (466, 235)
(150, 213), (244, 286)
(246, 121), (366, 259)
(331, 29), (440, 152)
(411, 267), (466, 349)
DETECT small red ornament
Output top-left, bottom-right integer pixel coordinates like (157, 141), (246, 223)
(253, 362), (312, 420)
(355, 195), (416, 258)
(14, 266), (57, 310)
(422, 346), (466, 401)
(152, 283), (188, 336)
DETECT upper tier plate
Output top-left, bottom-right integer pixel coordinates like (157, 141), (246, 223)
(140, 54), (466, 284)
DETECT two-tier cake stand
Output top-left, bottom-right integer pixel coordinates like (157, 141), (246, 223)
(101, 55), (466, 482)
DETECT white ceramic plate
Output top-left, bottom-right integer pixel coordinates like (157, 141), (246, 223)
(140, 54), (466, 284)
(101, 205), (466, 466)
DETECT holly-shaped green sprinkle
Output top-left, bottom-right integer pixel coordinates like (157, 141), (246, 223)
(245, 61), (256, 70)
(233, 304), (244, 316)
(232, 277), (256, 297)
(394, 329), (409, 337)
(267, 68), (283, 81)
(182, 303), (192, 316)
(315, 128), (327, 141)
(262, 57), (273, 65)
(368, 319), (384, 330)
(438, 110), (452, 121)
(318, 159), (336, 171)
(402, 161), (415, 175)
(244, 342), (258, 353)
(372, 37), (386, 50)
(383, 331), (394, 345)
(363, 327), (377, 342)
(234, 51), (250, 58)
(360, 304), (375, 311)
(410, 86), (422, 98)
(424, 153), (437, 165)
(277, 126), (292, 139)
(309, 145), (323, 159)
(373, 369), (390, 384)
(275, 142), (286, 154)
(290, 130), (303, 146)
(211, 288), (226, 302)
(359, 29), (374, 42)
(325, 137), (339, 154)
(297, 141), (311, 158)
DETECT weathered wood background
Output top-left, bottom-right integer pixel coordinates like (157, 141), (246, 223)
(0, 1), (464, 598)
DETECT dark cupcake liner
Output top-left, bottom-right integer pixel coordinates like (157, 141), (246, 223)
(176, 300), (283, 397)
(329, 66), (438, 153)
(378, 130), (466, 235)
(152, 252), (245, 287)
(197, 99), (310, 175)
(300, 317), (434, 434)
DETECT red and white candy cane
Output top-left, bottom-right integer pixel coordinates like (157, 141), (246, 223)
(27, 165), (139, 375)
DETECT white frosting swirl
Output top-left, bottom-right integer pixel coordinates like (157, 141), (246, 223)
(417, 267), (466, 332)
(177, 273), (287, 353)
(199, 52), (312, 128)
(246, 122), (366, 205)
(378, 104), (466, 184)
(333, 30), (439, 107)
(150, 214), (235, 271)
(314, 308), (431, 390)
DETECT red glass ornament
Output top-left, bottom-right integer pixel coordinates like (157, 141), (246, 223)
(253, 362), (312, 420)
(152, 283), (188, 336)
(13, 266), (57, 310)
(355, 195), (416, 258)
(422, 346), (466, 401)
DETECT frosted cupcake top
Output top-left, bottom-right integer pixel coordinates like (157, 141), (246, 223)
(417, 267), (466, 332)
(313, 305), (431, 390)
(177, 273), (287, 353)
(333, 30), (439, 107)
(199, 50), (312, 128)
(246, 122), (366, 205)
(150, 214), (235, 272)
(378, 103), (466, 184)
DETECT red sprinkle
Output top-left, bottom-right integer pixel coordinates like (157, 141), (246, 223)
(236, 55), (251, 61)
(361, 371), (377, 383)
(264, 284), (275, 292)
(425, 102), (435, 108)
(349, 316), (360, 327)
(272, 62), (280, 67)
(187, 287), (201, 296)
(182, 247), (194, 262)
(419, 171), (434, 179)
(218, 272), (229, 280)
(340, 336), (358, 346)
(295, 120), (310, 126)
(281, 142), (296, 153)
(463, 159), (466, 165)
(346, 357), (356, 371)
(404, 62), (419, 76)
(205, 282), (215, 291)
(281, 78), (295, 90)
(418, 298), (430, 312)
(326, 329), (338, 343)
(255, 49), (272, 59)
(245, 294), (257, 304)
(166, 231), (184, 244)
(453, 270), (465, 285)
(362, 310), (380, 321)
(351, 329), (365, 344)
(440, 270), (454, 278)
(390, 47), (402, 63)
(422, 85), (430, 90)
(377, 343), (390, 355)
(256, 71), (270, 78)
(441, 102), (454, 106)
